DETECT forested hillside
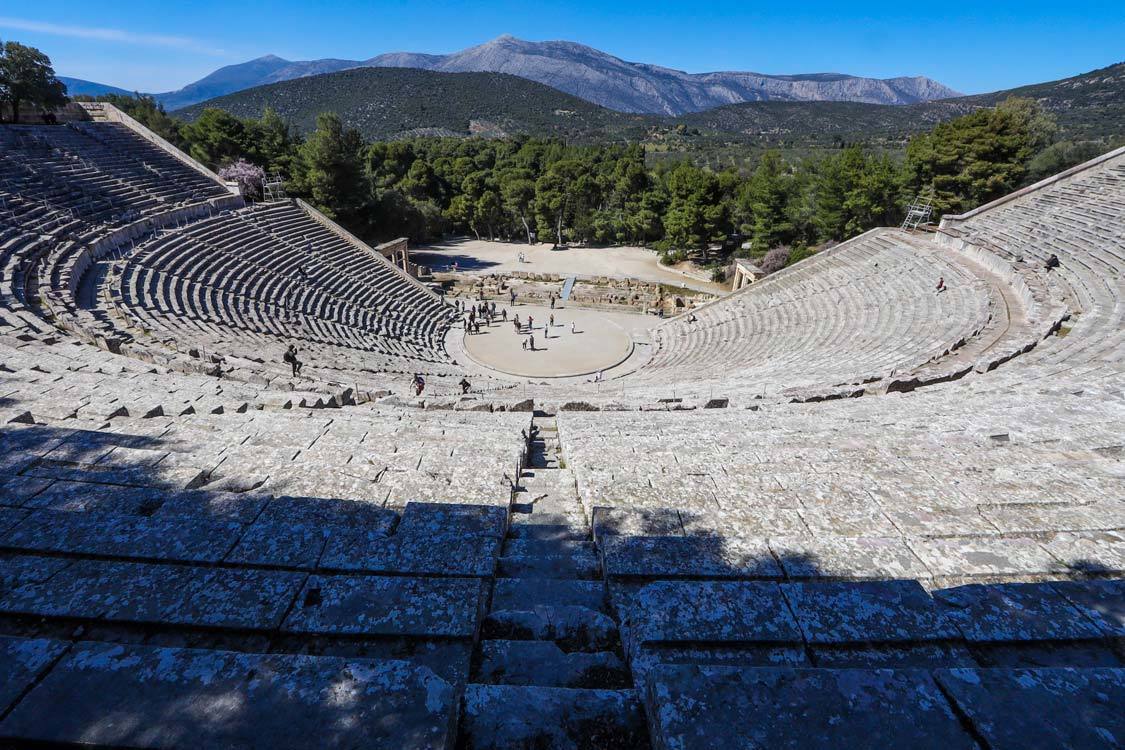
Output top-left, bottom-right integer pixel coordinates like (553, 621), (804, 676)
(177, 67), (649, 141)
(176, 61), (1125, 154)
(97, 90), (1118, 284)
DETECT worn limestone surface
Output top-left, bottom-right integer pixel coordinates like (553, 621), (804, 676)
(934, 667), (1125, 749)
(1050, 579), (1125, 637)
(282, 574), (485, 638)
(0, 640), (457, 749)
(619, 580), (800, 648)
(646, 665), (977, 750)
(601, 535), (781, 579)
(781, 580), (959, 643)
(0, 635), (68, 714)
(934, 582), (1108, 642)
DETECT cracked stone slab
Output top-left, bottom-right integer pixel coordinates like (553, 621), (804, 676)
(226, 495), (396, 570)
(320, 532), (501, 576)
(22, 482), (182, 516)
(1041, 530), (1125, 575)
(682, 507), (811, 539)
(881, 505), (999, 537)
(780, 580), (960, 644)
(934, 667), (1125, 749)
(0, 635), (68, 715)
(0, 641), (457, 749)
(0, 506), (31, 535)
(591, 507), (684, 544)
(26, 457), (207, 491)
(646, 665), (976, 750)
(620, 580), (801, 648)
(282, 575), (484, 638)
(770, 536), (932, 580)
(981, 501), (1125, 535)
(0, 557), (304, 632)
(601, 535), (781, 579)
(933, 582), (1106, 642)
(908, 536), (1058, 578)
(1050, 579), (1125, 637)
(0, 476), (53, 508)
(797, 507), (899, 537)
(396, 501), (508, 539)
(4, 510), (245, 564)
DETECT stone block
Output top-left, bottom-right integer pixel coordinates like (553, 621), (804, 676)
(602, 535), (781, 579)
(780, 580), (959, 643)
(4, 510), (244, 564)
(933, 581), (1106, 642)
(1051, 579), (1125, 637)
(282, 574), (484, 639)
(0, 635), (68, 715)
(646, 665), (975, 750)
(910, 536), (1060, 578)
(934, 667), (1125, 749)
(620, 580), (800, 648)
(771, 536), (932, 580)
(0, 642), (457, 749)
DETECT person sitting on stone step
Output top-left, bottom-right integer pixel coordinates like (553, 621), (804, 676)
(283, 344), (302, 377)
(460, 377), (471, 394)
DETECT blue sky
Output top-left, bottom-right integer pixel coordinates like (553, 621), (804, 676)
(1, 1), (1121, 94)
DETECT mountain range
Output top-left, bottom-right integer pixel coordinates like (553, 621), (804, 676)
(174, 61), (1125, 149)
(63, 36), (961, 114)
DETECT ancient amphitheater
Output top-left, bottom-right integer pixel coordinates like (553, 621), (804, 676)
(0, 103), (1121, 748)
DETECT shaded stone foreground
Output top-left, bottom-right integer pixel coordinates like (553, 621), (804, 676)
(0, 510), (1123, 747)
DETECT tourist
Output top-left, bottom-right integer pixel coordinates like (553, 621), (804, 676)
(474, 320), (481, 334)
(514, 315), (521, 332)
(528, 334), (535, 351)
(510, 290), (517, 305)
(688, 313), (698, 324)
(936, 276), (946, 293)
(502, 308), (508, 322)
(550, 295), (556, 309)
(283, 344), (303, 377)
(571, 321), (577, 334)
(1045, 254), (1060, 270)
(465, 315), (472, 333)
(412, 373), (426, 396)
(594, 370), (603, 382)
(549, 314), (555, 327)
(459, 377), (471, 394)
(528, 315), (534, 330)
(521, 338), (528, 350)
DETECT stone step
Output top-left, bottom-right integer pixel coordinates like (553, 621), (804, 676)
(518, 475), (576, 494)
(508, 510), (588, 528)
(483, 605), (620, 651)
(511, 494), (586, 520)
(505, 524), (589, 542)
(460, 685), (648, 750)
(491, 578), (607, 614)
(497, 552), (600, 580)
(474, 640), (630, 689)
(502, 538), (596, 557)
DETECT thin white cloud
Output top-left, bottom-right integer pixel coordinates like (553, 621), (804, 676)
(0, 16), (229, 56)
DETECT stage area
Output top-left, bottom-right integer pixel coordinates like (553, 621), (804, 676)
(415, 238), (726, 293)
(461, 303), (644, 378)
